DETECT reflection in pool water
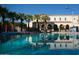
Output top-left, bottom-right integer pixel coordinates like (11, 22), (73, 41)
(0, 33), (79, 55)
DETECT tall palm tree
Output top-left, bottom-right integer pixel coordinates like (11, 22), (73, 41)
(0, 6), (8, 32)
(25, 15), (33, 28)
(41, 14), (50, 22)
(33, 14), (41, 29)
(41, 14), (50, 32)
(7, 12), (17, 32)
(18, 13), (25, 32)
(0, 22), (3, 33)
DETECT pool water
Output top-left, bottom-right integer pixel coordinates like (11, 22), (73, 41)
(0, 33), (79, 55)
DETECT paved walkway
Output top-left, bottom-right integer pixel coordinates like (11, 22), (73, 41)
(51, 32), (79, 34)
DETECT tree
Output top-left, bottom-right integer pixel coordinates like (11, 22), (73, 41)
(25, 15), (33, 28)
(33, 14), (41, 29)
(18, 13), (25, 32)
(41, 14), (50, 22)
(41, 14), (50, 32)
(0, 6), (8, 32)
(7, 12), (18, 32)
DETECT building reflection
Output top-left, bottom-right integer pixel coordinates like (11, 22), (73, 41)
(1, 33), (79, 51)
(28, 33), (79, 49)
(59, 33), (70, 40)
(76, 34), (79, 39)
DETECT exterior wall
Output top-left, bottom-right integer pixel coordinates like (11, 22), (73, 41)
(29, 21), (33, 28)
(32, 15), (79, 31)
(26, 21), (33, 28)
(49, 15), (79, 27)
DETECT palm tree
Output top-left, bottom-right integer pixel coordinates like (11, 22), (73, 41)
(7, 12), (17, 32)
(0, 6), (8, 32)
(41, 14), (50, 22)
(33, 14), (41, 29)
(41, 14), (50, 32)
(25, 15), (33, 28)
(18, 13), (25, 32)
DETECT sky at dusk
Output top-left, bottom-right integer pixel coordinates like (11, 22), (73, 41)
(0, 4), (79, 15)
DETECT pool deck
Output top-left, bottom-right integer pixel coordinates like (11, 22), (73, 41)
(0, 32), (79, 35)
(0, 32), (37, 35)
(51, 32), (79, 34)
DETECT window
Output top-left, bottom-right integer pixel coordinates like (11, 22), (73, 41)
(60, 17), (61, 20)
(54, 18), (56, 20)
(65, 17), (66, 21)
(74, 18), (75, 20)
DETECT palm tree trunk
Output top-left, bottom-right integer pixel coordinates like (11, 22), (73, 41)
(36, 19), (39, 30)
(21, 19), (23, 32)
(28, 21), (29, 28)
(0, 24), (2, 33)
(2, 15), (5, 32)
(12, 18), (15, 32)
(5, 24), (7, 32)
(44, 20), (47, 32)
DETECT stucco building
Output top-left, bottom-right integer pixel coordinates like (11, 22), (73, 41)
(30, 15), (79, 32)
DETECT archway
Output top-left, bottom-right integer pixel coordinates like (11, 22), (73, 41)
(41, 24), (44, 28)
(47, 24), (52, 29)
(47, 24), (52, 32)
(59, 24), (64, 32)
(40, 24), (45, 32)
(65, 24), (69, 31)
(54, 24), (59, 32)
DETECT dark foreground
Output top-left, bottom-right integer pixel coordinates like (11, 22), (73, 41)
(1, 49), (79, 55)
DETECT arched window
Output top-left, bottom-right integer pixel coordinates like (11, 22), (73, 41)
(48, 24), (52, 29)
(65, 24), (69, 31)
(41, 24), (44, 28)
(54, 24), (59, 31)
(54, 18), (56, 20)
(74, 18), (76, 20)
(65, 17), (66, 21)
(59, 17), (61, 20)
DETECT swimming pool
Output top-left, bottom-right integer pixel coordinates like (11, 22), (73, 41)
(0, 32), (79, 55)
